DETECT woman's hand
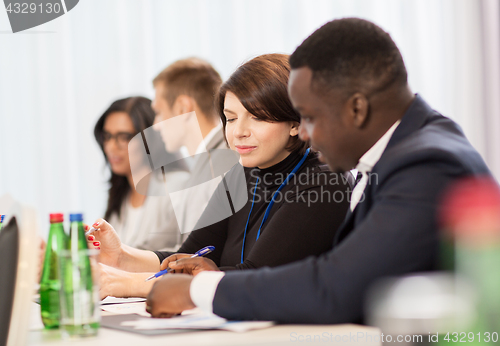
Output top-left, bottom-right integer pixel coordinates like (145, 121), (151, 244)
(146, 274), (195, 318)
(98, 263), (155, 299)
(86, 219), (123, 268)
(85, 224), (100, 250)
(161, 254), (220, 276)
(38, 237), (46, 282)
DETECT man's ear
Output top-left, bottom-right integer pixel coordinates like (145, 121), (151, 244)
(173, 95), (195, 115)
(348, 93), (370, 128)
(290, 122), (300, 137)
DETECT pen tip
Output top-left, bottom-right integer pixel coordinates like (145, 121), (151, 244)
(145, 276), (153, 281)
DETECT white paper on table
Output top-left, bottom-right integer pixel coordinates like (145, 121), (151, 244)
(101, 296), (146, 305)
(121, 311), (274, 333)
(101, 302), (150, 317)
(180, 307), (204, 315)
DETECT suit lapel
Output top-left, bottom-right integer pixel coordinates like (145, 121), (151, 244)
(333, 173), (373, 246)
(333, 171), (363, 245)
(333, 204), (356, 246)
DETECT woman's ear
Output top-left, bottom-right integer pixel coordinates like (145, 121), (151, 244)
(289, 122), (300, 137)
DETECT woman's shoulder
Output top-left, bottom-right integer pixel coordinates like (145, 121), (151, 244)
(294, 151), (354, 189)
(303, 151), (329, 172)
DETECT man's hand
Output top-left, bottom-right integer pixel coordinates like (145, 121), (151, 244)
(146, 274), (196, 318)
(160, 254), (220, 276)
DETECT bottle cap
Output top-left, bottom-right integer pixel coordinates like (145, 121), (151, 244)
(0, 215), (4, 223)
(440, 177), (500, 244)
(69, 213), (83, 222)
(49, 213), (64, 223)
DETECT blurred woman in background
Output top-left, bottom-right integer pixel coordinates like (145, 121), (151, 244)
(94, 96), (185, 251)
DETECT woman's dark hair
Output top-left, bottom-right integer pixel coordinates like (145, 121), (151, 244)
(94, 96), (155, 220)
(215, 53), (308, 155)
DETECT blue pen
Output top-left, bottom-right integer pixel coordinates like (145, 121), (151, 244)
(145, 245), (215, 281)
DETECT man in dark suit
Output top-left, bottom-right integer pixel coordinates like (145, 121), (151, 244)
(145, 18), (492, 323)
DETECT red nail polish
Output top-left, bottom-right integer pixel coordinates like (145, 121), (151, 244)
(97, 247), (101, 250)
(92, 222), (100, 227)
(88, 235), (95, 241)
(84, 225), (89, 230)
(93, 242), (100, 246)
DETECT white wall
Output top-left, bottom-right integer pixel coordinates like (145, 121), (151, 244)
(0, 0), (496, 235)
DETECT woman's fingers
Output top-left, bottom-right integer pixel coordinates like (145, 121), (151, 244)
(38, 237), (46, 282)
(85, 219), (122, 267)
(87, 219), (105, 236)
(86, 231), (100, 250)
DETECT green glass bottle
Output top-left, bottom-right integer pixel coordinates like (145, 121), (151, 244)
(68, 213), (89, 253)
(40, 213), (67, 329)
(59, 213), (99, 337)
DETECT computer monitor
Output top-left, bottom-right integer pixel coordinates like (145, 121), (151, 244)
(0, 197), (38, 346)
(0, 217), (19, 346)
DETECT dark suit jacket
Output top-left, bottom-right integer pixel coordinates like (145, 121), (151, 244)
(211, 95), (492, 324)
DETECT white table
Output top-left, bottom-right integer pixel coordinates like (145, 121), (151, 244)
(28, 303), (382, 346)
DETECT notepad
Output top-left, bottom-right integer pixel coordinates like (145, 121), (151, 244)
(121, 311), (274, 333)
(101, 302), (150, 317)
(101, 310), (274, 335)
(101, 296), (146, 305)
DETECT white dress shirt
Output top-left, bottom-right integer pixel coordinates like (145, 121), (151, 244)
(195, 123), (223, 155)
(189, 120), (401, 314)
(350, 120), (400, 211)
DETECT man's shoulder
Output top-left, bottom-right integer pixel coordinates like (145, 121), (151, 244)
(376, 114), (490, 178)
(207, 128), (228, 150)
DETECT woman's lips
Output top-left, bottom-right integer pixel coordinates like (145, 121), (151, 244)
(235, 145), (257, 154)
(108, 156), (124, 164)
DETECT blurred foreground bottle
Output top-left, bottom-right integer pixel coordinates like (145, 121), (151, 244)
(59, 213), (99, 337)
(367, 177), (500, 346)
(440, 177), (500, 344)
(0, 214), (5, 231)
(40, 213), (67, 329)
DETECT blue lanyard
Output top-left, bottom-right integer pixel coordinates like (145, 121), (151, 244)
(240, 148), (311, 263)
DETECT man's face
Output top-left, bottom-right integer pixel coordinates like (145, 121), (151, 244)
(152, 82), (176, 123)
(151, 83), (184, 152)
(288, 67), (359, 173)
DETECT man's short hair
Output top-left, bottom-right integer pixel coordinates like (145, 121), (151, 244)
(290, 18), (408, 99)
(153, 57), (222, 119)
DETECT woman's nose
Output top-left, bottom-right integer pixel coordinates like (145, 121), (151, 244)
(233, 119), (250, 138)
(104, 137), (120, 152)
